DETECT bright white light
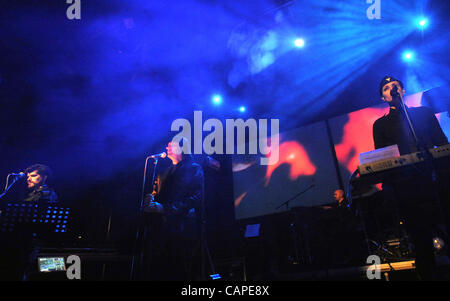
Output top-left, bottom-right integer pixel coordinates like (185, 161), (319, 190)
(212, 94), (222, 105)
(402, 51), (414, 62)
(417, 17), (428, 28)
(294, 38), (305, 48)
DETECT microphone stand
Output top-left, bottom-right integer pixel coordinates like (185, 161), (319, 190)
(129, 156), (160, 280)
(200, 177), (216, 280)
(396, 92), (440, 190)
(275, 183), (315, 265)
(396, 91), (450, 261)
(0, 174), (22, 201)
(396, 92), (420, 150)
(275, 184), (315, 211)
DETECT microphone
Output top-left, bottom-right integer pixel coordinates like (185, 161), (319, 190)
(9, 172), (26, 178)
(390, 85), (399, 98)
(148, 152), (167, 159)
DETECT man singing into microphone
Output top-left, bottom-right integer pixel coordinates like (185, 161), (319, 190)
(24, 164), (58, 204)
(144, 137), (204, 280)
(372, 76), (448, 280)
(373, 76), (448, 154)
(0, 164), (58, 280)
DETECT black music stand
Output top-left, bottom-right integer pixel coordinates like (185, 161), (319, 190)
(0, 202), (71, 280)
(0, 202), (71, 236)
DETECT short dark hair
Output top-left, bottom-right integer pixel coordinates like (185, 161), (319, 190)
(25, 164), (53, 179)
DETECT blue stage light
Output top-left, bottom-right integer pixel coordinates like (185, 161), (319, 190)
(416, 17), (428, 28)
(294, 38), (305, 48)
(212, 94), (222, 105)
(239, 106), (246, 112)
(402, 51), (414, 62)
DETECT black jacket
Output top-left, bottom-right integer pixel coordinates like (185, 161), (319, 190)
(373, 106), (448, 155)
(24, 185), (58, 204)
(155, 158), (204, 219)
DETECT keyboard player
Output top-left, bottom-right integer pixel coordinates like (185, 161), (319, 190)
(373, 76), (448, 154)
(371, 76), (449, 280)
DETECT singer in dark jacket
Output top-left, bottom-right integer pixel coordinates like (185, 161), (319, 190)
(155, 154), (203, 221)
(372, 76), (449, 280)
(373, 106), (448, 155)
(373, 76), (448, 155)
(143, 138), (204, 280)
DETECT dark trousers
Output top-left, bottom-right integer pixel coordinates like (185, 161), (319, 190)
(388, 174), (444, 280)
(142, 214), (200, 281)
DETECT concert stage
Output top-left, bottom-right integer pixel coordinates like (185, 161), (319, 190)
(1, 0), (450, 283)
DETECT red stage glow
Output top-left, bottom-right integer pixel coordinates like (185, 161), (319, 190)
(264, 141), (316, 186)
(335, 107), (388, 174)
(234, 191), (248, 207)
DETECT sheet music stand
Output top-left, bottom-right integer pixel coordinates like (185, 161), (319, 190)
(0, 202), (71, 237)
